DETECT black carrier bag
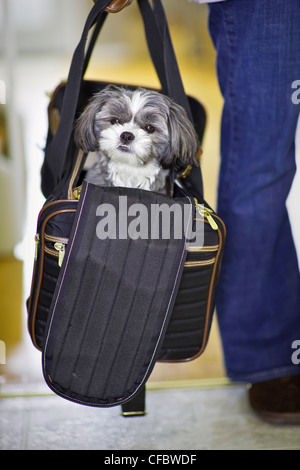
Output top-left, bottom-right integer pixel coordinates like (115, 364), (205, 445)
(27, 0), (226, 415)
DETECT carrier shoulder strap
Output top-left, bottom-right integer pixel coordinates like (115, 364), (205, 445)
(44, 0), (202, 195)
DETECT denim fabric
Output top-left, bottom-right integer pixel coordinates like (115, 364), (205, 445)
(208, 0), (300, 382)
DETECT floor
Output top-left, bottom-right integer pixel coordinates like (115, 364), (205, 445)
(1, 2), (300, 451)
(1, 381), (300, 450)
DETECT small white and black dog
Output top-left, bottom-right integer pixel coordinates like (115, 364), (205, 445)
(74, 85), (199, 193)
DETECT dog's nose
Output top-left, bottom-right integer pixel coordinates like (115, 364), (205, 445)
(120, 131), (135, 144)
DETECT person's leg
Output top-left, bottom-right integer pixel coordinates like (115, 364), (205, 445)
(208, 0), (300, 384)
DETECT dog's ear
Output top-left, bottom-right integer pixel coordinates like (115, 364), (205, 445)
(74, 88), (114, 152)
(167, 100), (199, 171)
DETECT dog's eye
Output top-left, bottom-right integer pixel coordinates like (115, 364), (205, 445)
(111, 118), (121, 125)
(145, 124), (155, 134)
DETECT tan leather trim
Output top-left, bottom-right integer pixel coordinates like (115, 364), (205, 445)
(38, 199), (78, 220)
(68, 150), (85, 200)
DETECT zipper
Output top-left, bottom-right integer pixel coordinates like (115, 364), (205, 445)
(187, 245), (219, 253)
(45, 234), (69, 245)
(45, 234), (68, 267)
(44, 244), (66, 267)
(36, 233), (68, 267)
(184, 258), (216, 268)
(54, 242), (66, 267)
(194, 198), (218, 231)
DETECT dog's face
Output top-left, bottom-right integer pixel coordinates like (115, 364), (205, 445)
(75, 85), (199, 172)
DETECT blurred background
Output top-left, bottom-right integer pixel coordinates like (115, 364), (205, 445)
(0, 0), (299, 394)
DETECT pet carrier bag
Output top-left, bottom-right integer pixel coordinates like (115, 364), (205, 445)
(27, 0), (225, 415)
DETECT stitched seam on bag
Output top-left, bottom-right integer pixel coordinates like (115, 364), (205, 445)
(117, 192), (167, 394)
(54, 191), (104, 385)
(115, 195), (193, 405)
(52, 187), (104, 381)
(100, 241), (146, 398)
(118, 196), (194, 404)
(93, 189), (149, 398)
(74, 195), (132, 397)
(84, 188), (159, 399)
(45, 193), (194, 407)
(78, 196), (193, 406)
(43, 183), (89, 380)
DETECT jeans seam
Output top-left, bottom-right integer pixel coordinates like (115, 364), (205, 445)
(213, 5), (240, 291)
(219, 5), (240, 211)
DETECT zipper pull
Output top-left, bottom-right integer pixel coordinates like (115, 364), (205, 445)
(54, 242), (65, 267)
(194, 199), (218, 231)
(203, 208), (219, 231)
(73, 185), (82, 200)
(34, 234), (40, 260)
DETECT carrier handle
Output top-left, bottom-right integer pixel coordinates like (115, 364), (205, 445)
(138, 0), (193, 122)
(44, 0), (199, 192)
(44, 0), (111, 187)
(82, 1), (171, 103)
(83, 0), (193, 119)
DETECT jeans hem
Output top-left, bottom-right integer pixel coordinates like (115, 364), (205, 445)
(227, 365), (300, 384)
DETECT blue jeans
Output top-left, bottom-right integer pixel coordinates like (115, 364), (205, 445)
(208, 0), (300, 382)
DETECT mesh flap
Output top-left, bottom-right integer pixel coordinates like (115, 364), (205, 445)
(43, 182), (192, 407)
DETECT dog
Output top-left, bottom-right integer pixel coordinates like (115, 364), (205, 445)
(74, 85), (199, 193)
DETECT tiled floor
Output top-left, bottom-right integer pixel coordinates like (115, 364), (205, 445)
(2, 335), (300, 450)
(1, 381), (300, 450)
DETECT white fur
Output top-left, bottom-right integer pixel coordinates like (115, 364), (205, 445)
(124, 91), (148, 116)
(107, 159), (169, 191)
(99, 123), (154, 165)
(75, 86), (199, 193)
